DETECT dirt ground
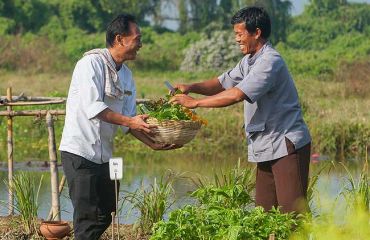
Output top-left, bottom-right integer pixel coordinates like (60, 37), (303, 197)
(0, 216), (148, 240)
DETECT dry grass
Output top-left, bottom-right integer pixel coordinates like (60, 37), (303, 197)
(0, 71), (70, 97)
(298, 76), (370, 123)
(0, 36), (69, 74)
(335, 60), (370, 98)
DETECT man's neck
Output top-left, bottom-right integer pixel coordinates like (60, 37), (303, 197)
(108, 48), (126, 68)
(250, 39), (267, 57)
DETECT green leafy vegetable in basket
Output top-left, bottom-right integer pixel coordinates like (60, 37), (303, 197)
(138, 96), (207, 125)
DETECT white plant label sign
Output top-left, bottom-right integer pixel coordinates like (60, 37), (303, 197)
(109, 157), (123, 180)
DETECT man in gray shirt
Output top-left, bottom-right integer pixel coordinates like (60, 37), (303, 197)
(171, 7), (311, 213)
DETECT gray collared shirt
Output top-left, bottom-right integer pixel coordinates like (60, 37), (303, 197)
(218, 42), (311, 162)
(59, 54), (137, 164)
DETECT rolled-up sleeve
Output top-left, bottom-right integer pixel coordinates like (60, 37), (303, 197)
(77, 57), (109, 119)
(236, 56), (282, 103)
(218, 58), (245, 89)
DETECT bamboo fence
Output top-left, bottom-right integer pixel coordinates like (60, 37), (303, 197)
(0, 88), (66, 220)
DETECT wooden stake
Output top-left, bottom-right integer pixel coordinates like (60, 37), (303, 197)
(269, 233), (275, 240)
(47, 175), (66, 221)
(7, 88), (14, 215)
(46, 112), (61, 221)
(111, 212), (115, 240)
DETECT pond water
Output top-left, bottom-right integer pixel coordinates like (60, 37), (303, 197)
(0, 151), (361, 224)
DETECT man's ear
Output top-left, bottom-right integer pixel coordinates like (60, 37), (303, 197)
(114, 34), (125, 46)
(255, 28), (262, 40)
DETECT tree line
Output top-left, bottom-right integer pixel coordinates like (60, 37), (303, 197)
(0, 0), (296, 43)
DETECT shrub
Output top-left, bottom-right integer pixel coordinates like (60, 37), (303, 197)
(0, 17), (16, 35)
(0, 34), (69, 73)
(131, 28), (201, 71)
(180, 31), (241, 72)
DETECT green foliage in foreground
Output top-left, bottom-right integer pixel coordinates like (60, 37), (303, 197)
(151, 206), (297, 240)
(150, 164), (298, 240)
(146, 159), (370, 240)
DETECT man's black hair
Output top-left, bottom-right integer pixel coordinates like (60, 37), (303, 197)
(231, 7), (271, 39)
(106, 13), (136, 48)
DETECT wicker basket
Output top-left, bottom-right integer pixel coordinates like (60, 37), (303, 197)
(146, 117), (202, 145)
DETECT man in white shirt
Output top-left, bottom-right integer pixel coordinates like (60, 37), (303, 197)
(59, 14), (178, 240)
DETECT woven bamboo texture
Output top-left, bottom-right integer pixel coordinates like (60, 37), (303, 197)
(147, 117), (202, 145)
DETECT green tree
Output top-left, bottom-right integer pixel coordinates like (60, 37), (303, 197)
(308, 0), (348, 15)
(178, 0), (189, 33)
(0, 0), (52, 33)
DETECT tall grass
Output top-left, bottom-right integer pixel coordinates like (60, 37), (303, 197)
(293, 157), (370, 240)
(2, 172), (43, 235)
(340, 149), (369, 211)
(122, 172), (176, 235)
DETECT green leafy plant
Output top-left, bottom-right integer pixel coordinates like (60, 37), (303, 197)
(151, 202), (298, 239)
(139, 98), (190, 121)
(139, 94), (207, 124)
(151, 163), (298, 240)
(191, 160), (255, 208)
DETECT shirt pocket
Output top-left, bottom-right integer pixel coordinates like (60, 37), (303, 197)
(245, 122), (273, 155)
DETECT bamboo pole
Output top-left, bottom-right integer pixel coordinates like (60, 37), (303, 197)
(0, 95), (66, 102)
(46, 112), (61, 221)
(0, 110), (66, 117)
(0, 96), (149, 106)
(47, 175), (66, 221)
(0, 100), (66, 106)
(7, 88), (14, 215)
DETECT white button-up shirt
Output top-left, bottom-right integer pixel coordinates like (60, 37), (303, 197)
(59, 54), (136, 164)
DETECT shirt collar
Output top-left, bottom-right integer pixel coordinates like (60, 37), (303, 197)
(247, 42), (271, 65)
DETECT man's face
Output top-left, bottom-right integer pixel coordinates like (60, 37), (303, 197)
(119, 22), (142, 60)
(233, 22), (258, 55)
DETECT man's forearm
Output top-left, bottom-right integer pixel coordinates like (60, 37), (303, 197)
(97, 108), (132, 127)
(189, 77), (225, 96)
(195, 87), (246, 108)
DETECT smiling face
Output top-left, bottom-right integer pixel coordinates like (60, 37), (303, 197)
(117, 22), (142, 60)
(233, 22), (261, 56)
(122, 22), (142, 60)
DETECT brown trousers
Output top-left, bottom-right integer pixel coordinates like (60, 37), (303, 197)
(255, 138), (311, 213)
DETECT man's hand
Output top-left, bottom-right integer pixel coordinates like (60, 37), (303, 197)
(128, 115), (156, 133)
(149, 142), (183, 151)
(169, 94), (198, 109)
(174, 84), (191, 95)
